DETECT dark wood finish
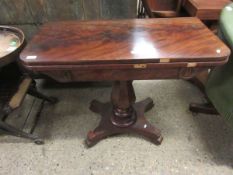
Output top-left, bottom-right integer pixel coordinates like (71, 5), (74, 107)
(20, 18), (229, 68)
(141, 0), (183, 17)
(87, 81), (162, 147)
(20, 18), (230, 147)
(189, 102), (219, 115)
(20, 18), (230, 83)
(183, 0), (231, 20)
(111, 81), (136, 127)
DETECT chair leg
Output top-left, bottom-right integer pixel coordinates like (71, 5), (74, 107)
(0, 80), (57, 144)
(0, 105), (44, 144)
(0, 78), (58, 144)
(0, 120), (44, 144)
(137, 0), (142, 18)
(137, 0), (146, 18)
(0, 105), (12, 121)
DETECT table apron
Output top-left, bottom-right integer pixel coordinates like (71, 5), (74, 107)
(28, 67), (213, 82)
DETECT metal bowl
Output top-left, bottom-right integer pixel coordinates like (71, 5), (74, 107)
(0, 26), (25, 68)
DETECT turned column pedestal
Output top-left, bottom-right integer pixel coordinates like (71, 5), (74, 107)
(86, 81), (163, 147)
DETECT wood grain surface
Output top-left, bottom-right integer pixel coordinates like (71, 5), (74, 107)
(20, 18), (230, 67)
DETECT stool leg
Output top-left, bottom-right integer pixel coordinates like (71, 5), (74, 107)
(27, 81), (58, 104)
(0, 106), (12, 121)
(0, 120), (43, 144)
(0, 105), (44, 144)
(137, 0), (146, 18)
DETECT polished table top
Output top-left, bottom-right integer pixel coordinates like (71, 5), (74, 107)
(20, 18), (230, 68)
(183, 0), (231, 20)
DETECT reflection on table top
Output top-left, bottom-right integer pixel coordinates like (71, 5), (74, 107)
(20, 18), (230, 67)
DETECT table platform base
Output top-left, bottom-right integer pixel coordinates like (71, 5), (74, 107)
(86, 81), (163, 147)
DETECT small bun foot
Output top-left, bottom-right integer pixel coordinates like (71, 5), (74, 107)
(85, 138), (96, 148)
(85, 131), (98, 148)
(86, 129), (114, 148)
(153, 135), (163, 145)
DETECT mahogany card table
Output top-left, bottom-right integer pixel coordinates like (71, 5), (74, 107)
(20, 18), (230, 147)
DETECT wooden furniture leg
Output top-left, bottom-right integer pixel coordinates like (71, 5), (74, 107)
(0, 78), (58, 144)
(86, 81), (163, 147)
(189, 101), (219, 115)
(27, 80), (58, 104)
(188, 70), (209, 93)
(189, 68), (219, 115)
(188, 21), (218, 93)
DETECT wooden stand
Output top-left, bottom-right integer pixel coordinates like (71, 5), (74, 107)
(0, 79), (57, 144)
(0, 77), (58, 144)
(86, 81), (163, 147)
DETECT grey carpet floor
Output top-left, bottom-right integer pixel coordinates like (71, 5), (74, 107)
(0, 80), (232, 175)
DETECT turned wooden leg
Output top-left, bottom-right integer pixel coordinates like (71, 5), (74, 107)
(86, 81), (162, 147)
(111, 81), (136, 127)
